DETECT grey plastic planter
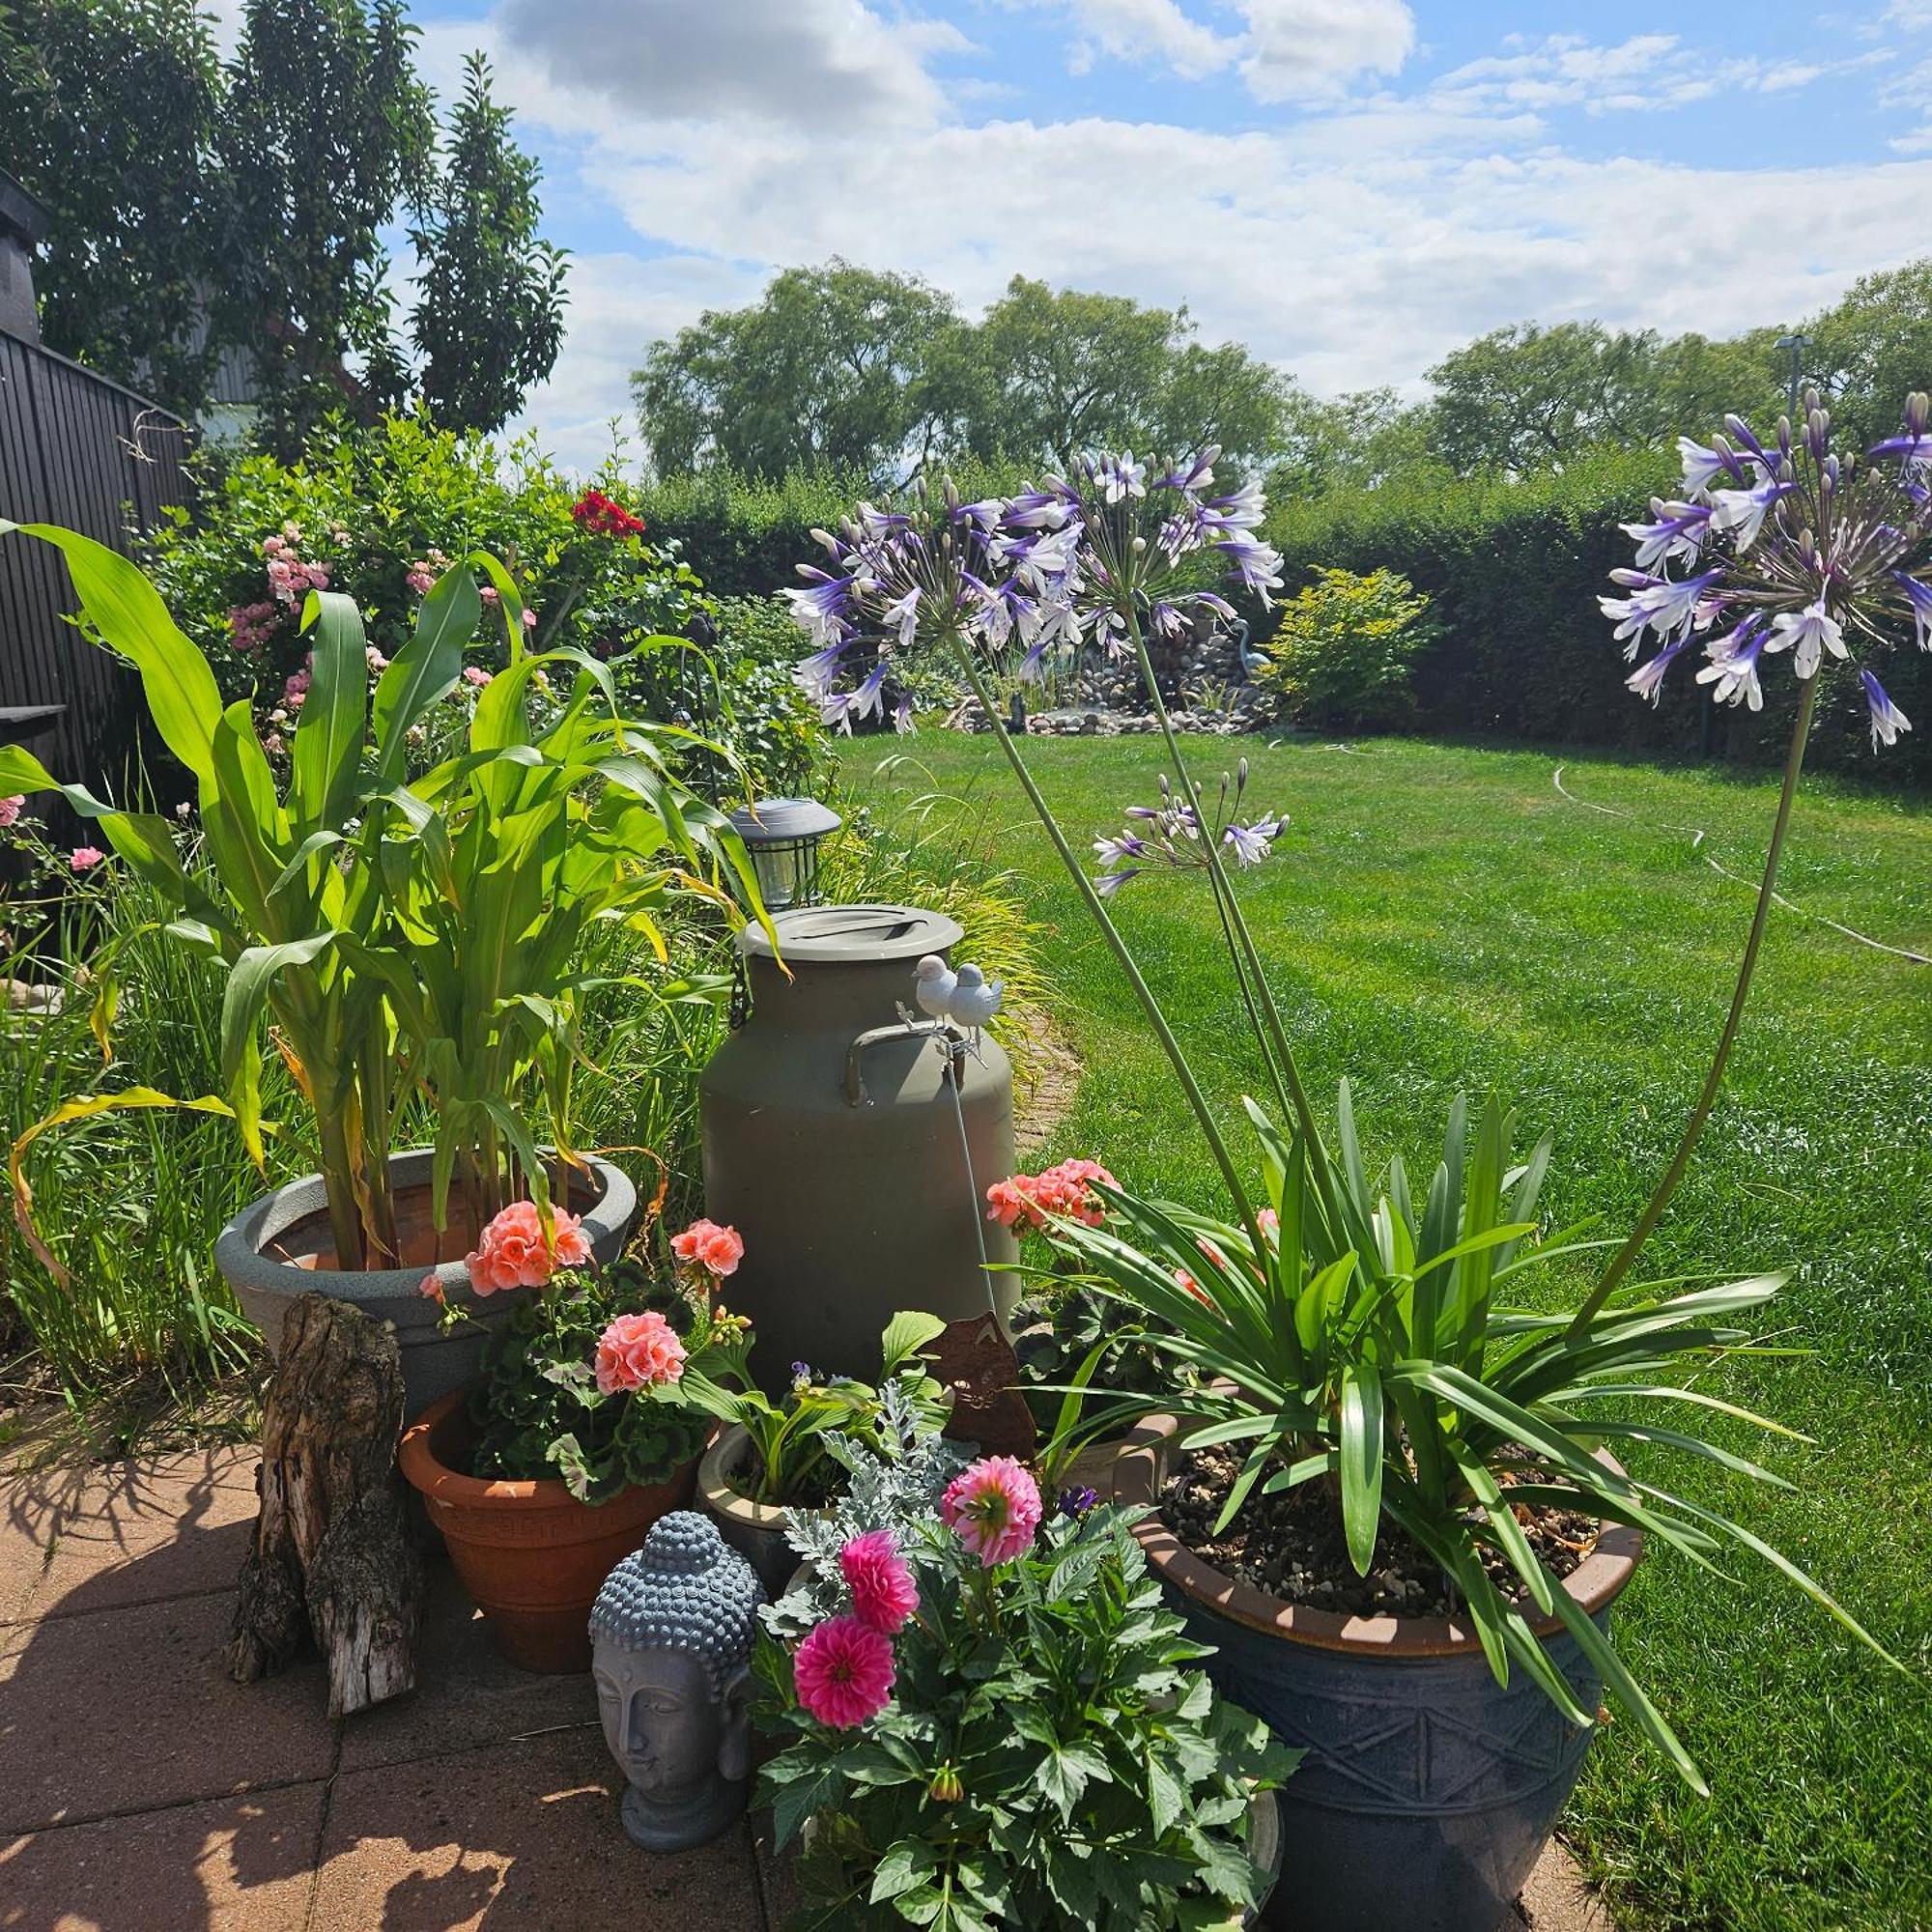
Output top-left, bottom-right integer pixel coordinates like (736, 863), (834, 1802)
(1110, 1417), (1641, 1932)
(216, 1150), (638, 1421)
(697, 1423), (803, 1597)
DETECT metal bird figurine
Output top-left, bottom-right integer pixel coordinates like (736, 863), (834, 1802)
(913, 954), (958, 1022)
(946, 961), (1004, 1040)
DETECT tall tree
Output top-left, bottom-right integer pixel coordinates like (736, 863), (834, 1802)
(0, 0), (225, 415)
(219, 0), (435, 457)
(1270, 385), (1440, 500)
(408, 53), (567, 434)
(1804, 260), (1932, 446)
(634, 262), (957, 483)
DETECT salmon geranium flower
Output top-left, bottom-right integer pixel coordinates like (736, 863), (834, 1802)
(670, 1218), (744, 1277)
(464, 1200), (593, 1295)
(594, 1310), (687, 1394)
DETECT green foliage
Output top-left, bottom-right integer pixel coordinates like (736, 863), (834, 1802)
(756, 1504), (1295, 1930)
(218, 0), (435, 451)
(1253, 565), (1435, 730)
(145, 413), (708, 724)
(1040, 1079), (1898, 1792)
(0, 523), (762, 1273)
(467, 1259), (713, 1500)
(0, 0), (226, 416)
(407, 52), (568, 436)
(635, 261), (956, 486)
(680, 1310), (948, 1505)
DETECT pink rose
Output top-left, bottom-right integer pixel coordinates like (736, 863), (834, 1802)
(793, 1614), (895, 1728)
(594, 1309), (687, 1394)
(940, 1456), (1042, 1568)
(839, 1530), (919, 1634)
(670, 1218), (744, 1277)
(68, 846), (105, 872)
(462, 1200), (592, 1295)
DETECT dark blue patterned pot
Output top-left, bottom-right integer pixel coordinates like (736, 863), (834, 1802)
(1110, 1418), (1640, 1932)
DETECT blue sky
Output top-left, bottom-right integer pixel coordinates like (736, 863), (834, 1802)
(356, 0), (1932, 471)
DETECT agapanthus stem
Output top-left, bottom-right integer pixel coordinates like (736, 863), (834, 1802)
(1573, 674), (1821, 1328)
(951, 641), (1262, 1240)
(1121, 605), (1336, 1189)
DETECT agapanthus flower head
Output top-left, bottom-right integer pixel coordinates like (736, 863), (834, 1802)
(1094, 761), (1285, 892)
(940, 1456), (1042, 1567)
(1610, 390), (1932, 750)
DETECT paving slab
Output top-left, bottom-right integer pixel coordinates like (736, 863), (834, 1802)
(312, 1728), (766, 1931)
(0, 1589), (336, 1833)
(0, 1463), (86, 1624)
(338, 1561), (596, 1776)
(14, 1449), (261, 1624)
(0, 1782), (327, 1932)
(1520, 1841), (1613, 1931)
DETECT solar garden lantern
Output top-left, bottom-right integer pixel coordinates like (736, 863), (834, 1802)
(726, 798), (842, 912)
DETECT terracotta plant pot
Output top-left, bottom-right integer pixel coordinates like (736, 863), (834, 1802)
(399, 1388), (697, 1673)
(697, 1424), (806, 1598)
(1109, 1416), (1641, 1932)
(216, 1150), (637, 1421)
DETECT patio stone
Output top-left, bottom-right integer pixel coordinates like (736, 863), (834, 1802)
(312, 1728), (765, 1930)
(0, 1589), (336, 1833)
(14, 1448), (261, 1624)
(338, 1560), (597, 1775)
(0, 1782), (327, 1932)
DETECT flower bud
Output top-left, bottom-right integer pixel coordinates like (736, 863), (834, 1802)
(929, 1764), (963, 1804)
(1131, 535), (1148, 552)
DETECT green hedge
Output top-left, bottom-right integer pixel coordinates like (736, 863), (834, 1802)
(1262, 447), (1932, 783)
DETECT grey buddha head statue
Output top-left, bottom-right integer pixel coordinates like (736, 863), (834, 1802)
(589, 1511), (767, 1852)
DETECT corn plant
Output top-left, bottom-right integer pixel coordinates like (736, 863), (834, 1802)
(0, 523), (764, 1268)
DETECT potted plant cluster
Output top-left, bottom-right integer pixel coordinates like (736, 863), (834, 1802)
(756, 1401), (1297, 1930)
(682, 1295), (952, 1592)
(399, 1204), (749, 1670)
(0, 521), (765, 1417)
(784, 410), (1920, 1927)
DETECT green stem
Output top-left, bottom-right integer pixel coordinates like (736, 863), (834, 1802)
(1573, 674), (1820, 1329)
(952, 642), (1260, 1238)
(315, 1102), (366, 1270)
(1122, 606), (1336, 1191)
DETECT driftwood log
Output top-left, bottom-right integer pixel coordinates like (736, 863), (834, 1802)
(228, 1291), (422, 1717)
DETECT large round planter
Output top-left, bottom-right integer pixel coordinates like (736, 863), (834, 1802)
(398, 1389), (697, 1673)
(216, 1150), (638, 1421)
(1110, 1417), (1641, 1932)
(697, 1423), (809, 1598)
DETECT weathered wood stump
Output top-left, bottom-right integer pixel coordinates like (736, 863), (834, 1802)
(229, 1291), (422, 1717)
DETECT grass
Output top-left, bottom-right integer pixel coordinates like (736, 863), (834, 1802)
(851, 728), (1932, 1932)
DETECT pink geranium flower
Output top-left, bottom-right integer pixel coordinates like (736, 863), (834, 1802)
(670, 1218), (744, 1277)
(0, 795), (23, 828)
(793, 1614), (895, 1728)
(984, 1156), (1117, 1232)
(463, 1200), (592, 1295)
(838, 1530), (919, 1634)
(418, 1273), (445, 1304)
(462, 665), (493, 687)
(940, 1456), (1042, 1568)
(69, 846), (105, 872)
(595, 1309), (687, 1394)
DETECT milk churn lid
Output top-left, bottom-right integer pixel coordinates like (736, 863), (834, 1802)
(738, 902), (965, 964)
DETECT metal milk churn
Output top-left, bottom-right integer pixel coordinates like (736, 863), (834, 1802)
(699, 903), (1019, 1394)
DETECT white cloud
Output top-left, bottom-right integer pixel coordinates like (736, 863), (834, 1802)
(1237, 0), (1416, 101)
(1058, 0), (1237, 80)
(494, 0), (972, 129)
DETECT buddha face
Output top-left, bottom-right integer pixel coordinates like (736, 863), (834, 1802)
(594, 1645), (750, 1802)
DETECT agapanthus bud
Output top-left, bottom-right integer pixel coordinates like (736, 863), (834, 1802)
(1907, 392), (1929, 438)
(1236, 755), (1250, 789)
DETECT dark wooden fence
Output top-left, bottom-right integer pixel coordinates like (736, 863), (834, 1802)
(0, 332), (192, 804)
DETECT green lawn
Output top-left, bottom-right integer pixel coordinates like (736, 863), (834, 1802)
(853, 730), (1932, 1932)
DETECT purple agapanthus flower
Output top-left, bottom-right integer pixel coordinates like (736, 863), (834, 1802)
(1094, 763), (1284, 892)
(1608, 389), (1932, 749)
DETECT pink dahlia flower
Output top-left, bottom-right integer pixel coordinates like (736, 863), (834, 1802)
(463, 1200), (591, 1295)
(838, 1530), (919, 1634)
(794, 1614), (895, 1728)
(940, 1456), (1042, 1568)
(671, 1218), (744, 1277)
(595, 1309), (687, 1394)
